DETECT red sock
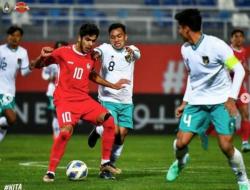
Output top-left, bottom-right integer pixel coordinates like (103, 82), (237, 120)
(48, 130), (72, 172)
(240, 120), (250, 142)
(101, 116), (115, 160)
(206, 125), (214, 135)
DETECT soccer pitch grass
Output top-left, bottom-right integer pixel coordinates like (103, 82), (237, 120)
(0, 135), (249, 190)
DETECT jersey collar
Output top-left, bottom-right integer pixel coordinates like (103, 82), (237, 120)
(191, 34), (204, 51)
(72, 45), (87, 56)
(230, 44), (243, 53)
(6, 44), (18, 52)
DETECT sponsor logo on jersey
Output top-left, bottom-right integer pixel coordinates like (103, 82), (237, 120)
(67, 61), (74, 64)
(17, 58), (22, 65)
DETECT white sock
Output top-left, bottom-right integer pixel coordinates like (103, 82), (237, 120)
(52, 117), (60, 138)
(110, 144), (124, 165)
(101, 159), (110, 165)
(242, 141), (248, 145)
(96, 125), (104, 136)
(0, 117), (8, 126)
(229, 148), (248, 182)
(0, 117), (8, 142)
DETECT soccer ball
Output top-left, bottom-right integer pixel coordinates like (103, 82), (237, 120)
(66, 160), (88, 180)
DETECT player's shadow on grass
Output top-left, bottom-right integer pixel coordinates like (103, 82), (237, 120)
(116, 171), (160, 180)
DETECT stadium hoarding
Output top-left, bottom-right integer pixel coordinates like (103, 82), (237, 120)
(10, 93), (182, 134)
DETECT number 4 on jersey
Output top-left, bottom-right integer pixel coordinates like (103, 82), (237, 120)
(183, 114), (192, 127)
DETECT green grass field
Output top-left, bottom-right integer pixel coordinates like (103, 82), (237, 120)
(0, 134), (249, 190)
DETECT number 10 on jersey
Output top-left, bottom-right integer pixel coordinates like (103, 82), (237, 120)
(73, 67), (83, 80)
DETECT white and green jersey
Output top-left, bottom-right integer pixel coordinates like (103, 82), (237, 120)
(95, 43), (140, 104)
(0, 44), (30, 96)
(183, 34), (240, 105)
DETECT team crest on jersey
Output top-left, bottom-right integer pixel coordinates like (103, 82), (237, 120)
(86, 63), (91, 70)
(17, 58), (22, 65)
(202, 56), (209, 64)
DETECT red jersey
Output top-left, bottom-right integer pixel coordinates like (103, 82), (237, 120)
(230, 46), (247, 79)
(47, 45), (95, 102)
(232, 46), (247, 65)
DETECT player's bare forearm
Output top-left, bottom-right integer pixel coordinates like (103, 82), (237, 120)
(89, 71), (130, 90)
(30, 47), (54, 69)
(243, 64), (250, 75)
(89, 71), (119, 89)
(30, 55), (45, 69)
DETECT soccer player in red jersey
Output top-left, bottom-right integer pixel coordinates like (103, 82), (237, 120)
(30, 23), (130, 182)
(231, 29), (250, 152)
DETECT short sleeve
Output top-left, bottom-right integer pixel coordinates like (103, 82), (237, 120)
(94, 43), (108, 57)
(44, 47), (61, 66)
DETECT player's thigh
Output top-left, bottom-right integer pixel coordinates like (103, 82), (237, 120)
(118, 104), (133, 129)
(55, 101), (81, 128)
(179, 105), (209, 134)
(100, 101), (118, 125)
(210, 104), (235, 135)
(82, 99), (109, 125)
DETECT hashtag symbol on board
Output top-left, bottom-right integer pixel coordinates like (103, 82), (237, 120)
(163, 60), (186, 93)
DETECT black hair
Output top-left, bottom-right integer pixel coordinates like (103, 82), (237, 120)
(231, 29), (245, 37)
(54, 41), (68, 49)
(7, 25), (24, 36)
(79, 23), (99, 38)
(108, 23), (126, 34)
(175, 9), (202, 32)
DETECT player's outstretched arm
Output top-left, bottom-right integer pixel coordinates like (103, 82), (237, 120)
(125, 46), (141, 60)
(30, 47), (54, 69)
(89, 70), (130, 90)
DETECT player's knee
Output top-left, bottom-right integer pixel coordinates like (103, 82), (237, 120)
(4, 110), (16, 126)
(60, 126), (73, 140)
(101, 114), (115, 130)
(176, 139), (188, 149)
(97, 113), (112, 124)
(220, 142), (234, 156)
(6, 115), (16, 126)
(103, 113), (112, 121)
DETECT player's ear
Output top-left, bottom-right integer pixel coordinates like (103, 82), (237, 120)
(77, 36), (81, 43)
(125, 34), (128, 42)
